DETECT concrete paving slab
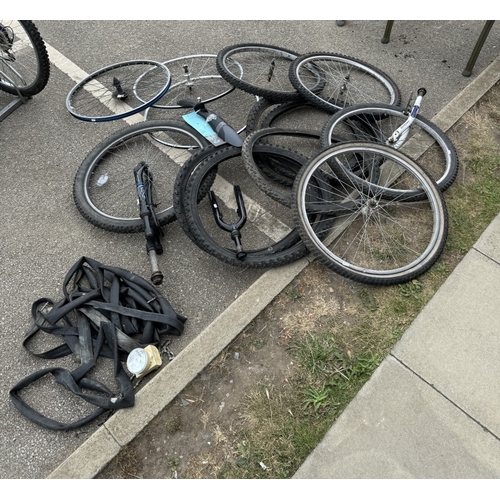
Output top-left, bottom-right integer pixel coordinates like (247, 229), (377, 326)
(293, 355), (500, 479)
(474, 212), (500, 262)
(392, 245), (500, 437)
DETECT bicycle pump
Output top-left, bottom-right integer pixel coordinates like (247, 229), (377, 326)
(133, 162), (164, 285)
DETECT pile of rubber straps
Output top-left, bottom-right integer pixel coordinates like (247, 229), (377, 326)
(9, 256), (186, 431)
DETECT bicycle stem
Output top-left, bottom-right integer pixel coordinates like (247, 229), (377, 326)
(387, 88), (427, 145)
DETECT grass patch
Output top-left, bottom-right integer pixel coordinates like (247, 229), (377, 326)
(216, 81), (500, 479)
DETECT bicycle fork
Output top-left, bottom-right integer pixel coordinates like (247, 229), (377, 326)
(386, 87), (427, 147)
(209, 185), (247, 260)
(134, 162), (164, 285)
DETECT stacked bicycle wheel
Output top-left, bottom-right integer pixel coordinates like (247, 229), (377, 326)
(71, 42), (457, 286)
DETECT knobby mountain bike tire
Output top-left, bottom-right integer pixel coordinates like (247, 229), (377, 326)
(179, 144), (332, 268)
(292, 141), (448, 286)
(216, 43), (324, 103)
(73, 119), (209, 233)
(245, 98), (285, 135)
(242, 127), (324, 207)
(320, 103), (459, 193)
(173, 144), (222, 240)
(289, 52), (401, 112)
(245, 97), (332, 136)
(0, 20), (50, 96)
(66, 60), (171, 122)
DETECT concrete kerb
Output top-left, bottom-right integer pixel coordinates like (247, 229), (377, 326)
(48, 256), (311, 478)
(47, 53), (500, 479)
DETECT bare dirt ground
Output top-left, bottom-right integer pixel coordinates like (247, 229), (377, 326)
(97, 260), (363, 479)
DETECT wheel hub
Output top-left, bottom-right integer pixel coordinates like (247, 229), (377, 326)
(361, 197), (379, 217)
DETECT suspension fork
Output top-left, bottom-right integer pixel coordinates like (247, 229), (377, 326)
(386, 87), (427, 147)
(134, 162), (164, 285)
(209, 185), (247, 260)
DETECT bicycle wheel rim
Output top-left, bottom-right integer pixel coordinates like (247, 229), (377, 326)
(73, 120), (209, 233)
(217, 44), (313, 103)
(293, 142), (448, 285)
(66, 60), (171, 122)
(290, 52), (401, 112)
(144, 54), (236, 109)
(321, 104), (459, 192)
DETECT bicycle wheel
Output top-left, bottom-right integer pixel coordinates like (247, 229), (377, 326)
(289, 52), (401, 112)
(180, 144), (319, 268)
(0, 20), (50, 96)
(140, 54), (235, 110)
(293, 142), (448, 285)
(66, 60), (171, 122)
(321, 103), (459, 193)
(216, 43), (322, 103)
(73, 119), (210, 233)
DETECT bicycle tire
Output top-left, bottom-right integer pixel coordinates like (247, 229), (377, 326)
(66, 60), (171, 122)
(173, 144), (221, 240)
(260, 100), (334, 132)
(73, 119), (210, 233)
(321, 103), (459, 193)
(216, 43), (323, 103)
(245, 97), (332, 136)
(292, 141), (448, 285)
(289, 52), (401, 112)
(180, 144), (319, 268)
(242, 127), (323, 207)
(245, 98), (284, 135)
(0, 20), (50, 96)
